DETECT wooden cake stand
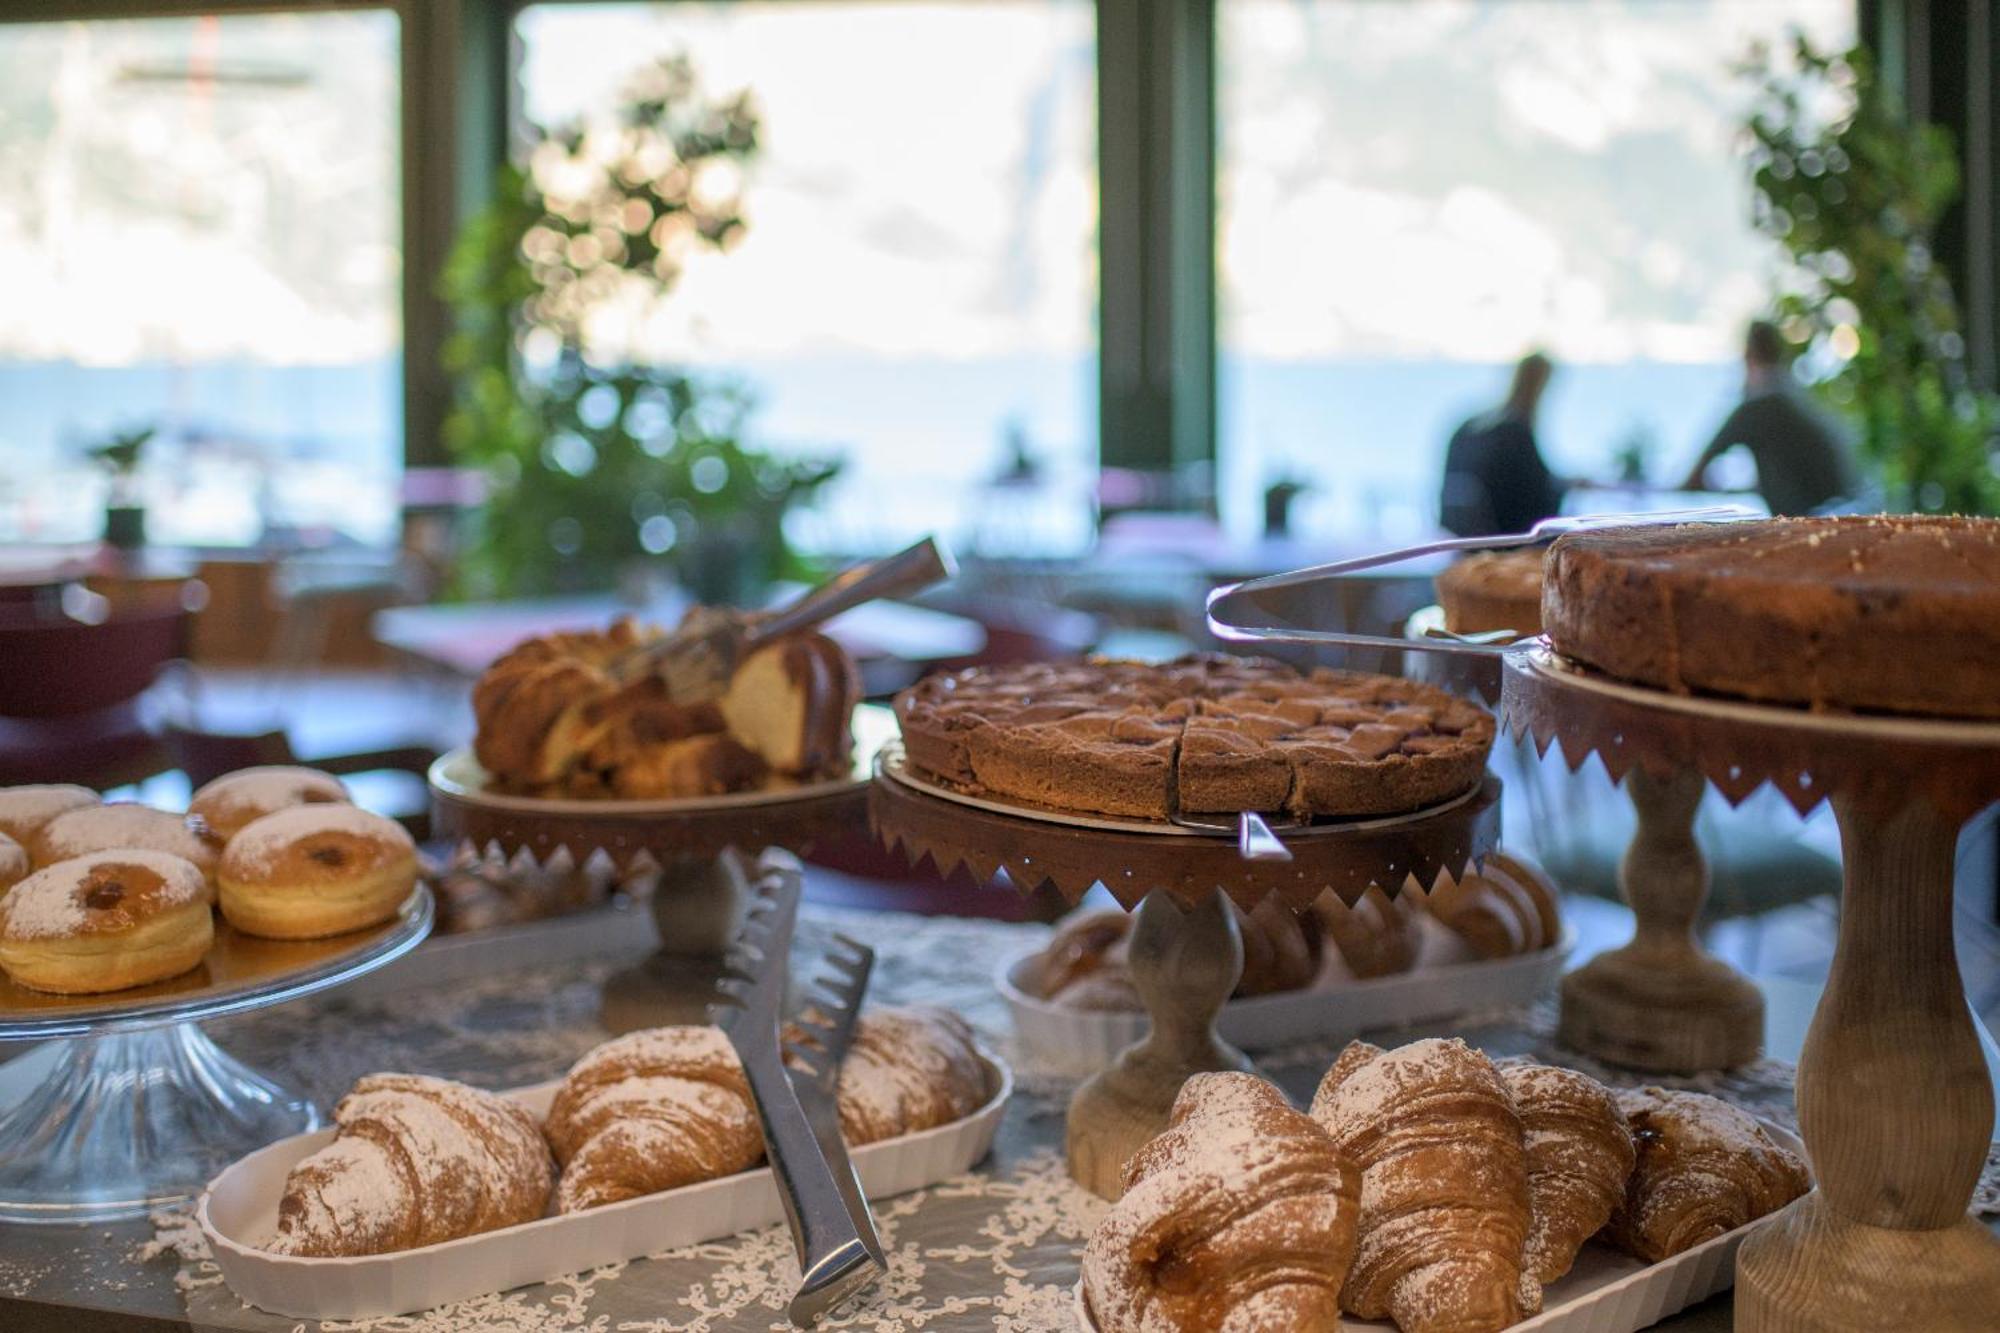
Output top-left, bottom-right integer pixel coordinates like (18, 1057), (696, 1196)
(1503, 647), (2000, 1330)
(430, 715), (884, 1030)
(869, 751), (1500, 1199)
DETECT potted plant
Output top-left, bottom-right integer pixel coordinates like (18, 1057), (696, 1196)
(87, 425), (155, 550)
(441, 55), (841, 603)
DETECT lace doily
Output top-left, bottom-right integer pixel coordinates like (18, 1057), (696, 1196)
(121, 905), (2000, 1331)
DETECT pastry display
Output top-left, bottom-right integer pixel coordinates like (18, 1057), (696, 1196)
(544, 1024), (764, 1213)
(0, 850), (213, 994)
(0, 783), (99, 845)
(1436, 549), (1547, 637)
(29, 803), (217, 886)
(190, 765), (350, 841)
(1081, 1072), (1359, 1333)
(1498, 1060), (1636, 1309)
(1542, 514), (2000, 718)
(1310, 1038), (1531, 1332)
(269, 1073), (555, 1256)
(216, 805), (417, 940)
(1422, 852), (1563, 960)
(826, 1006), (989, 1146)
(0, 832), (27, 894)
(471, 612), (859, 799)
(1313, 884), (1422, 981)
(894, 655), (1496, 820)
(1603, 1086), (1810, 1262)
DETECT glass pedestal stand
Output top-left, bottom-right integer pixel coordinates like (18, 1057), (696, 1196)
(0, 889), (432, 1224)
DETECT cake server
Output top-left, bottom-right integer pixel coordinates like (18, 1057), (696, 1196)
(1204, 505), (1758, 657)
(713, 863), (887, 1325)
(631, 536), (957, 696)
(782, 934), (886, 1296)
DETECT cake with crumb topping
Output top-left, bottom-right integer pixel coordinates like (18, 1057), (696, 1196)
(893, 655), (1495, 820)
(1436, 549), (1547, 637)
(1542, 515), (2000, 718)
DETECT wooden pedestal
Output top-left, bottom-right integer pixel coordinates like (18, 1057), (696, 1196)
(1557, 766), (1764, 1072)
(1736, 796), (2000, 1330)
(600, 853), (754, 1032)
(1064, 889), (1255, 1200)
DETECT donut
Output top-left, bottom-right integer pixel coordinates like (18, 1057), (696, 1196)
(0, 832), (27, 894)
(0, 850), (213, 994)
(217, 806), (417, 939)
(190, 766), (350, 841)
(0, 784), (99, 845)
(31, 804), (218, 891)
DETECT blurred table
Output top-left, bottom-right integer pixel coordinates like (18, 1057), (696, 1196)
(373, 590), (985, 697)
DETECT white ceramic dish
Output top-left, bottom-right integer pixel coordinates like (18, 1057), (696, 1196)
(1002, 923), (1573, 1074)
(1073, 1123), (1806, 1332)
(198, 1049), (1012, 1320)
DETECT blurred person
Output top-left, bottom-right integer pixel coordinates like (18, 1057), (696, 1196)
(1678, 320), (1858, 515)
(1439, 352), (1567, 537)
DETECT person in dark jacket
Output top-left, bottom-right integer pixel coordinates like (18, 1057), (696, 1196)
(1439, 352), (1565, 537)
(1679, 320), (1858, 515)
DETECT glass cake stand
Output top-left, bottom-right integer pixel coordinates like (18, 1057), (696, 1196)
(0, 887), (433, 1224)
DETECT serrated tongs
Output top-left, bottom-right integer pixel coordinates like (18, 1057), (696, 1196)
(713, 863), (887, 1325)
(1204, 506), (1759, 657)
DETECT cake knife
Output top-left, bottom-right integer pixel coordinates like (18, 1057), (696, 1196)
(713, 863), (887, 1325)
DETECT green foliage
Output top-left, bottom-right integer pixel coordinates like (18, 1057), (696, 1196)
(1741, 34), (1999, 514)
(441, 55), (840, 600)
(86, 425), (154, 477)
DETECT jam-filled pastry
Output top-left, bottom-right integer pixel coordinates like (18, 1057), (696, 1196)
(1603, 1086), (1808, 1262)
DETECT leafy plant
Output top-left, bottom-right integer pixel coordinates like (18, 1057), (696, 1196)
(442, 55), (841, 600)
(1741, 34), (1999, 514)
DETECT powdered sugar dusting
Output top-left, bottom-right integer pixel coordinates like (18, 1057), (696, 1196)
(192, 766), (349, 828)
(0, 784), (97, 837)
(34, 804), (211, 868)
(0, 850), (205, 940)
(223, 805), (414, 877)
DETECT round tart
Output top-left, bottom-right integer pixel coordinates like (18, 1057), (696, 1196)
(0, 784), (99, 845)
(190, 765), (350, 841)
(894, 655), (1495, 820)
(1543, 515), (2000, 718)
(0, 850), (213, 994)
(217, 805), (417, 940)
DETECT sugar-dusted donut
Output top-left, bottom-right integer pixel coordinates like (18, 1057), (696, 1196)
(0, 850), (213, 994)
(217, 806), (416, 939)
(191, 766), (350, 841)
(0, 784), (99, 845)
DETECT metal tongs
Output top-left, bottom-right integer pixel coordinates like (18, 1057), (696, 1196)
(1204, 506), (1758, 658)
(713, 860), (887, 1325)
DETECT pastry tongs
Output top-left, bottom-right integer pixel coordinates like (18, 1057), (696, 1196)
(713, 858), (887, 1325)
(1204, 506), (1759, 658)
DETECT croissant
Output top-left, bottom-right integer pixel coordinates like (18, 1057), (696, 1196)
(1498, 1060), (1636, 1312)
(1603, 1086), (1809, 1262)
(544, 1025), (765, 1213)
(1310, 1038), (1530, 1332)
(1423, 852), (1562, 959)
(829, 1006), (989, 1146)
(1313, 884), (1421, 980)
(270, 1074), (554, 1256)
(1233, 894), (1324, 996)
(1082, 1072), (1360, 1333)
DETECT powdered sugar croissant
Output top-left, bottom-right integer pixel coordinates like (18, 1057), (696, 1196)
(1603, 1086), (1808, 1262)
(1310, 1038), (1531, 1332)
(544, 1025), (765, 1213)
(1499, 1060), (1635, 1313)
(821, 1006), (989, 1146)
(270, 1074), (554, 1256)
(1082, 1072), (1359, 1332)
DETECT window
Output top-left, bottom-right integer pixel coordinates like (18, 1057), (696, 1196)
(0, 10), (401, 548)
(515, 1), (1098, 557)
(1217, 0), (1855, 541)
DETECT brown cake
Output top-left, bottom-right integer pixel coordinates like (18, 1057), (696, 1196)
(1543, 515), (2000, 718)
(1436, 549), (1547, 636)
(473, 613), (859, 798)
(894, 655), (1494, 820)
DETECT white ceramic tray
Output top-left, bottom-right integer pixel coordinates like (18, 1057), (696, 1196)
(199, 1050), (1012, 1320)
(1003, 920), (1573, 1074)
(1074, 1124), (1805, 1332)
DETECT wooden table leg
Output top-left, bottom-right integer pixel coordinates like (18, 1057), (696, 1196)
(600, 851), (752, 1033)
(1557, 765), (1765, 1072)
(1065, 888), (1253, 1200)
(1737, 796), (2000, 1330)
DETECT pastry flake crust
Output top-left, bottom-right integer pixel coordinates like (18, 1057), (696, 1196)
(1604, 1086), (1809, 1262)
(895, 655), (1495, 821)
